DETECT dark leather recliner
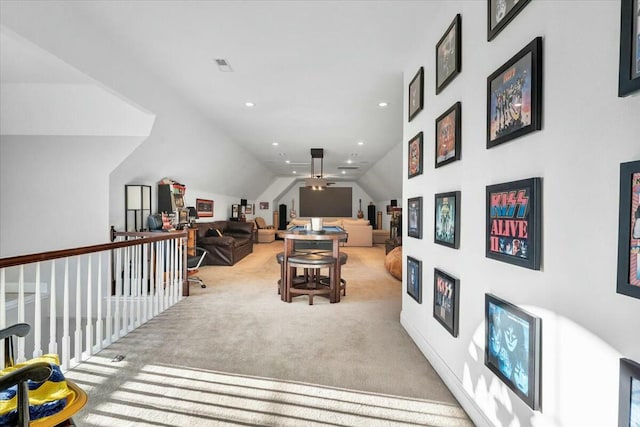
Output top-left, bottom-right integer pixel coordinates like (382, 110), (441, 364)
(196, 221), (253, 266)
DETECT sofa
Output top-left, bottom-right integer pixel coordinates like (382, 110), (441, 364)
(196, 221), (254, 265)
(286, 218), (373, 247)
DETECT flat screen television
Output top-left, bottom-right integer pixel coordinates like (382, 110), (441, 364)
(299, 187), (352, 217)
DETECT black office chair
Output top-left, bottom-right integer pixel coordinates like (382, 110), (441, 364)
(187, 247), (208, 288)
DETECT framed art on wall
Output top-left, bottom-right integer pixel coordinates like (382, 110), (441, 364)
(435, 102), (461, 168)
(433, 269), (460, 337)
(436, 14), (461, 94)
(487, 0), (532, 41)
(195, 198), (214, 217)
(616, 160), (640, 300)
(618, 358), (640, 427)
(485, 293), (541, 411)
(434, 191), (460, 249)
(408, 197), (423, 239)
(486, 177), (542, 270)
(618, 0), (640, 96)
(408, 67), (424, 122)
(408, 131), (424, 179)
(407, 256), (422, 303)
(487, 37), (542, 149)
(259, 202), (269, 210)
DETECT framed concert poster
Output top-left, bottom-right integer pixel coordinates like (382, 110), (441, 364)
(436, 14), (462, 94)
(435, 102), (461, 168)
(195, 198), (214, 217)
(618, 358), (640, 427)
(487, 37), (542, 149)
(433, 269), (460, 337)
(408, 67), (424, 122)
(486, 177), (541, 270)
(487, 0), (532, 41)
(408, 196), (423, 239)
(485, 293), (541, 411)
(434, 191), (460, 249)
(618, 0), (640, 96)
(408, 131), (424, 179)
(407, 256), (422, 304)
(616, 160), (640, 300)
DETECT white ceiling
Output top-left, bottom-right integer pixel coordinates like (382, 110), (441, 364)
(1, 1), (440, 181)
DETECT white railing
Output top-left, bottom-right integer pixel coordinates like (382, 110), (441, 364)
(0, 230), (188, 371)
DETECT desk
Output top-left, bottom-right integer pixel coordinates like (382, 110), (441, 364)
(277, 226), (348, 303)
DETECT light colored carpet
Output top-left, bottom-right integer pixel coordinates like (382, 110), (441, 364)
(65, 242), (473, 426)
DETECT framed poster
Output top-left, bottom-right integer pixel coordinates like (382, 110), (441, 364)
(618, 0), (640, 96)
(436, 14), (462, 94)
(619, 358), (640, 427)
(617, 160), (640, 300)
(259, 202), (269, 210)
(407, 256), (422, 303)
(408, 131), (424, 179)
(195, 198), (214, 218)
(487, 37), (543, 149)
(435, 191), (460, 249)
(435, 102), (462, 168)
(408, 196), (423, 239)
(408, 67), (424, 122)
(486, 177), (542, 270)
(485, 293), (541, 411)
(433, 269), (460, 337)
(487, 0), (532, 41)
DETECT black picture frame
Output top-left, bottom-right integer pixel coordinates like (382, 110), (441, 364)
(436, 14), (462, 94)
(408, 197), (423, 239)
(433, 269), (460, 337)
(618, 358), (640, 427)
(618, 0), (640, 97)
(487, 0), (532, 41)
(408, 67), (424, 122)
(434, 191), (461, 249)
(435, 102), (462, 168)
(485, 293), (541, 411)
(487, 37), (543, 149)
(616, 160), (640, 300)
(486, 177), (542, 270)
(408, 131), (424, 179)
(407, 256), (422, 304)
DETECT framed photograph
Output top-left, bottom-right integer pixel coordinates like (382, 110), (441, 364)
(195, 198), (214, 218)
(408, 131), (424, 179)
(245, 204), (253, 215)
(435, 191), (461, 249)
(619, 358), (640, 427)
(433, 269), (460, 337)
(407, 256), (422, 304)
(485, 293), (541, 411)
(487, 0), (532, 41)
(259, 202), (269, 210)
(617, 160), (640, 300)
(407, 197), (423, 239)
(436, 14), (462, 94)
(408, 67), (424, 122)
(435, 102), (462, 168)
(487, 37), (543, 149)
(231, 204), (240, 219)
(619, 0), (640, 96)
(486, 177), (542, 270)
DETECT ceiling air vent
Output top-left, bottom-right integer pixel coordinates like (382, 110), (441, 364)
(214, 58), (233, 72)
(338, 166), (360, 170)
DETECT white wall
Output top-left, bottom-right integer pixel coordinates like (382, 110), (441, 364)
(401, 2), (640, 427)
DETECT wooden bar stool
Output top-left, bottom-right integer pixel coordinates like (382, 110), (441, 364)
(318, 252), (348, 296)
(275, 251), (306, 295)
(285, 253), (337, 305)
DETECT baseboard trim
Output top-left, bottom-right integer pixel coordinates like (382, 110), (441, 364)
(400, 310), (492, 427)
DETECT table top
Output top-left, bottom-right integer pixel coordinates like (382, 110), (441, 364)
(277, 225), (347, 240)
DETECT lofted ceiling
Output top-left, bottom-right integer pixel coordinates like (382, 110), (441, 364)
(0, 1), (440, 182)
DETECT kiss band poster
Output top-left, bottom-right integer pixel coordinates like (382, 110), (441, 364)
(486, 177), (542, 270)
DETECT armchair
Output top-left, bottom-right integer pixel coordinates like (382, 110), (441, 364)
(254, 217), (276, 243)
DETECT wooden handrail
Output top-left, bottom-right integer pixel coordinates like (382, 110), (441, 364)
(0, 230), (187, 269)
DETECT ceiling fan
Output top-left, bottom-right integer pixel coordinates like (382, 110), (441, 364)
(304, 148), (335, 190)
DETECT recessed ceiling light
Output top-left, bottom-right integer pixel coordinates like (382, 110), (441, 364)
(357, 141), (364, 146)
(245, 102), (255, 107)
(347, 159), (353, 164)
(272, 141), (278, 146)
(292, 171), (297, 174)
(378, 102), (388, 107)
(285, 160), (290, 164)
(341, 170), (346, 174)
